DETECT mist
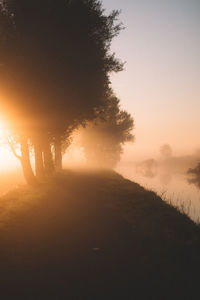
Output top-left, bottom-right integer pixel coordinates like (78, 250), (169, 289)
(0, 1), (200, 298)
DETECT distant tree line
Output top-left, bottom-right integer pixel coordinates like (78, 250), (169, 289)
(0, 0), (134, 184)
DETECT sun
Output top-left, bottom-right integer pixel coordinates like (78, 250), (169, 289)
(0, 118), (19, 171)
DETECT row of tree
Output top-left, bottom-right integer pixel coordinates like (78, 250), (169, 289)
(78, 93), (134, 168)
(0, 0), (134, 184)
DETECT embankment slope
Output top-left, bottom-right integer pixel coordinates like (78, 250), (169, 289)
(0, 170), (199, 299)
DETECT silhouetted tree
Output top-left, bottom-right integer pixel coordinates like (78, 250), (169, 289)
(5, 132), (37, 185)
(0, 0), (123, 182)
(78, 92), (134, 168)
(187, 162), (200, 189)
(160, 144), (173, 160)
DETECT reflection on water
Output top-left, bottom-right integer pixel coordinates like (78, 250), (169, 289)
(117, 161), (200, 223)
(187, 165), (200, 190)
(1, 163), (200, 223)
(136, 159), (158, 178)
(188, 176), (200, 190)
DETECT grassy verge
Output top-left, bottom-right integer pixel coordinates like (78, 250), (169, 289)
(0, 169), (199, 299)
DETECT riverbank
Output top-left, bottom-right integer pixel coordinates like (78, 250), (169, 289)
(0, 169), (199, 299)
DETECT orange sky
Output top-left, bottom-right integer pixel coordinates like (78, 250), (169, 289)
(0, 121), (19, 170)
(103, 0), (200, 160)
(0, 0), (200, 169)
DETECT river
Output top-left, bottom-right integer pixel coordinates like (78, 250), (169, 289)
(117, 159), (200, 223)
(1, 159), (200, 224)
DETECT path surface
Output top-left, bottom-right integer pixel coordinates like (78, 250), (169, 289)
(0, 170), (199, 299)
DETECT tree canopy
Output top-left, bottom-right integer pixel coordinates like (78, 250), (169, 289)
(0, 0), (133, 183)
(78, 92), (134, 168)
(0, 0), (123, 130)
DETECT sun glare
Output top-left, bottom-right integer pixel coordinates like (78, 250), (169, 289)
(0, 118), (19, 170)
(0, 118), (7, 142)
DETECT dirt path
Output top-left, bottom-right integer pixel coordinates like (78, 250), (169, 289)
(0, 170), (199, 299)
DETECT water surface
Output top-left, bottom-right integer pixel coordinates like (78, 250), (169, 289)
(117, 161), (200, 223)
(1, 162), (200, 223)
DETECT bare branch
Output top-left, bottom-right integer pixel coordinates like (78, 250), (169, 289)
(7, 138), (21, 160)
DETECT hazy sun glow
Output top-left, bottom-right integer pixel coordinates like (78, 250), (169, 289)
(103, 0), (200, 160)
(0, 119), (19, 170)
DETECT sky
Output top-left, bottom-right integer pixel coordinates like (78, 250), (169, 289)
(0, 0), (200, 170)
(102, 0), (200, 159)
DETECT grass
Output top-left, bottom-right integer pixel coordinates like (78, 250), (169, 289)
(0, 169), (200, 299)
(149, 188), (197, 224)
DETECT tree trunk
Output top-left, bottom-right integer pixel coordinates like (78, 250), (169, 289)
(43, 137), (54, 175)
(55, 135), (62, 171)
(20, 136), (37, 185)
(34, 140), (45, 179)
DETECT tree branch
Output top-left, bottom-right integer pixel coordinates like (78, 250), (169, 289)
(7, 139), (22, 161)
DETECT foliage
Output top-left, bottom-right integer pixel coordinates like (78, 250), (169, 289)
(79, 92), (134, 168)
(0, 0), (125, 181)
(160, 144), (173, 159)
(187, 162), (200, 189)
(0, 0), (123, 131)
